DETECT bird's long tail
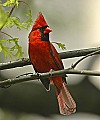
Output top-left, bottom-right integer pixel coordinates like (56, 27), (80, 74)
(54, 79), (76, 115)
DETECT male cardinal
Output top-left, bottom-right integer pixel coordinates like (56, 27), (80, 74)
(28, 12), (76, 115)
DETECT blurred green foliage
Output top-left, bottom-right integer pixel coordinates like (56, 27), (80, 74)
(3, 0), (19, 7)
(4, 10), (32, 30)
(0, 0), (32, 58)
(0, 38), (24, 58)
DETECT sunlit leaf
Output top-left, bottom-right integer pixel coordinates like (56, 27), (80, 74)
(3, 0), (19, 7)
(57, 43), (66, 50)
(52, 42), (66, 50)
(0, 44), (2, 52)
(10, 40), (24, 58)
(0, 5), (8, 28)
(0, 38), (24, 58)
(5, 10), (32, 30)
(0, 1), (32, 58)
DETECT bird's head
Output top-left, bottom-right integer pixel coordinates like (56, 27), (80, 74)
(29, 12), (52, 42)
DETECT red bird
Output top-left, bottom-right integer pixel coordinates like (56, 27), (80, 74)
(28, 12), (76, 115)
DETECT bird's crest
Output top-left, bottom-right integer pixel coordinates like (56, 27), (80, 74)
(32, 12), (48, 31)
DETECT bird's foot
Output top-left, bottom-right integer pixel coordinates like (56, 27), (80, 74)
(49, 69), (54, 77)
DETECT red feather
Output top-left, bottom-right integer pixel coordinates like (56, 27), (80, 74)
(32, 12), (48, 31)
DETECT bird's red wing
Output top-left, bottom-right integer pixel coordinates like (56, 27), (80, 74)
(50, 43), (64, 70)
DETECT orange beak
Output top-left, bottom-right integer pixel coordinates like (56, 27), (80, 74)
(44, 27), (52, 34)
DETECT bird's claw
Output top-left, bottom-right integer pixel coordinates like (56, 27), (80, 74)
(49, 69), (54, 77)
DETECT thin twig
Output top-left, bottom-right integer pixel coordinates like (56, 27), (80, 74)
(0, 31), (13, 39)
(0, 69), (100, 88)
(18, 0), (31, 9)
(0, 5), (16, 31)
(0, 47), (100, 70)
(71, 48), (100, 69)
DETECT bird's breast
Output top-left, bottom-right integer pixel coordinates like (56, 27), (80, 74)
(29, 41), (54, 73)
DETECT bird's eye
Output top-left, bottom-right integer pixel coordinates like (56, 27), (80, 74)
(39, 26), (48, 33)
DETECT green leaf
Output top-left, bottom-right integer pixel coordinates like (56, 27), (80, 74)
(0, 44), (2, 52)
(10, 40), (24, 58)
(25, 10), (33, 29)
(0, 5), (8, 28)
(0, 38), (24, 58)
(3, 0), (19, 7)
(5, 10), (32, 30)
(1, 44), (13, 57)
(26, 10), (32, 17)
(58, 43), (66, 50)
(0, 1), (32, 58)
(1, 1), (32, 30)
(52, 42), (66, 50)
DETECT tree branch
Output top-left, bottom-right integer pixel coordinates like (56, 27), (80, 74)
(59, 46), (100, 59)
(0, 69), (100, 88)
(0, 58), (31, 70)
(71, 48), (100, 69)
(0, 47), (100, 70)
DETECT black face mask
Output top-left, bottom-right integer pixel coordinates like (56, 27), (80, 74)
(39, 26), (49, 41)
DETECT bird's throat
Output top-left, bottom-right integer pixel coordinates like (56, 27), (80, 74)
(41, 33), (49, 41)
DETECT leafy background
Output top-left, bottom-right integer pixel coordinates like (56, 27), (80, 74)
(0, 0), (100, 120)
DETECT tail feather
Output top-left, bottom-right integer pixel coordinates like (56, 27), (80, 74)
(56, 82), (76, 115)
